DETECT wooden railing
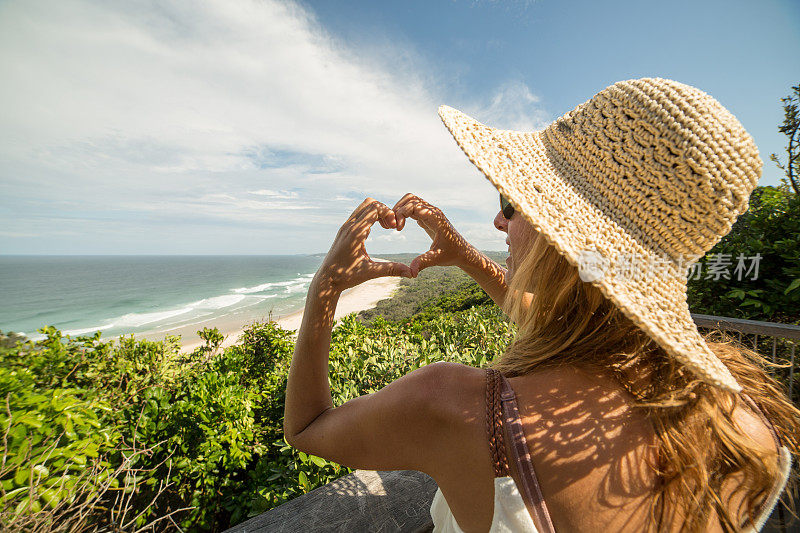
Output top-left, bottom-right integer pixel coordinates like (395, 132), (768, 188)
(227, 315), (799, 533)
(692, 313), (800, 404)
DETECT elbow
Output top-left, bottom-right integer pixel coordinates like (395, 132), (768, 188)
(283, 408), (301, 449)
(284, 425), (309, 453)
(283, 416), (306, 450)
(283, 407), (333, 452)
(283, 422), (297, 448)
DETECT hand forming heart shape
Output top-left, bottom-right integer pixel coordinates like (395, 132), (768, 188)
(315, 194), (471, 293)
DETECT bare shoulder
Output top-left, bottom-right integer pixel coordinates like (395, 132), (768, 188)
(285, 361), (488, 473)
(425, 363), (636, 420)
(412, 361), (486, 417)
(732, 398), (778, 452)
(414, 362), (496, 500)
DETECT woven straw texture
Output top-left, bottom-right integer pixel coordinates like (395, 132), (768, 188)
(439, 78), (762, 392)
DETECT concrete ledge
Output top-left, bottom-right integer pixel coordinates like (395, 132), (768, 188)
(225, 470), (437, 533)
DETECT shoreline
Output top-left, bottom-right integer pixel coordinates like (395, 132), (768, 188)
(179, 275), (404, 353)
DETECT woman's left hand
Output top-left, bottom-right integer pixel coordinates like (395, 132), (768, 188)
(315, 197), (413, 292)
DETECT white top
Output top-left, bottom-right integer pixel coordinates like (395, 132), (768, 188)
(430, 447), (792, 533)
(431, 477), (538, 533)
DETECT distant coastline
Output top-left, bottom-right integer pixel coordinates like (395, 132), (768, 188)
(179, 274), (403, 352)
(0, 252), (508, 348)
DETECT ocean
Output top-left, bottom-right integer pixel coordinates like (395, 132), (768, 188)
(0, 255), (328, 342)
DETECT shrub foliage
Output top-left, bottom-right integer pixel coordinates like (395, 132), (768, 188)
(0, 302), (514, 531)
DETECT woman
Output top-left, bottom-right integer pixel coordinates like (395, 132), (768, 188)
(283, 78), (799, 531)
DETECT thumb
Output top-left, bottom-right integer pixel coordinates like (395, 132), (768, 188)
(366, 260), (413, 279)
(410, 249), (444, 277)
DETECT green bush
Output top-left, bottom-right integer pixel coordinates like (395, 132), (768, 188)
(687, 184), (800, 323)
(0, 298), (516, 531)
(0, 328), (122, 530)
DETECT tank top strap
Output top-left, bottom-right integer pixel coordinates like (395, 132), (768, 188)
(485, 368), (557, 533)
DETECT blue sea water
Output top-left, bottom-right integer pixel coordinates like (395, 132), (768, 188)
(0, 255), (326, 341)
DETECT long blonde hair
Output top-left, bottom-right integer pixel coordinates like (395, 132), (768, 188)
(493, 229), (799, 531)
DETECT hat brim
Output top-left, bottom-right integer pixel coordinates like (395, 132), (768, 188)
(438, 104), (740, 393)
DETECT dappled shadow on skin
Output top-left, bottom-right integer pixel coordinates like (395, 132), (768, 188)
(512, 377), (656, 531)
(458, 244), (507, 286)
(501, 372), (660, 531)
(225, 470), (437, 533)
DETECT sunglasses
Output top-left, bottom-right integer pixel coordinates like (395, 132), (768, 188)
(499, 193), (515, 220)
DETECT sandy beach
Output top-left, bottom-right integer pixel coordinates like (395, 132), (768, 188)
(179, 275), (403, 353)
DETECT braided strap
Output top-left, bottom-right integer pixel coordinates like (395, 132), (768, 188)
(485, 368), (510, 477)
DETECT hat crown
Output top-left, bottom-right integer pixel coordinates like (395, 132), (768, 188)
(541, 78), (762, 263)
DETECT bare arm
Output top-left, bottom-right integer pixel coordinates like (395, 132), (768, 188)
(459, 247), (535, 312)
(284, 198), (410, 442)
(283, 275), (338, 441)
(458, 244), (509, 308)
(283, 198), (453, 473)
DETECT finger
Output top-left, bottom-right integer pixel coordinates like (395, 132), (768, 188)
(392, 193), (423, 231)
(396, 202), (438, 234)
(382, 209), (398, 229)
(377, 213), (393, 230)
(376, 213), (398, 230)
(347, 200), (395, 243)
(415, 217), (437, 240)
(365, 259), (413, 279)
(350, 198), (398, 228)
(347, 197), (377, 225)
(410, 248), (445, 277)
(391, 192), (418, 213)
(359, 199), (395, 226)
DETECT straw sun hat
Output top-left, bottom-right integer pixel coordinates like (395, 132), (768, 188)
(438, 78), (762, 393)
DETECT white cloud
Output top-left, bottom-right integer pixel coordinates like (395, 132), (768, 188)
(467, 81), (550, 132)
(0, 0), (549, 254)
(368, 232), (407, 242)
(248, 190), (299, 199)
(0, 231), (40, 238)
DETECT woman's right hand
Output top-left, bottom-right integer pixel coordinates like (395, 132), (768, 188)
(392, 193), (473, 277)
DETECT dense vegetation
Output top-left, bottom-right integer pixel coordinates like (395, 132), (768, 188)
(687, 182), (800, 324)
(0, 274), (515, 531)
(358, 250), (508, 325)
(1, 185), (797, 531)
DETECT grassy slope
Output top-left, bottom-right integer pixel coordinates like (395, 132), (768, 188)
(358, 251), (508, 324)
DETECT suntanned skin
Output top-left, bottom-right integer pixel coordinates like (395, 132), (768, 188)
(283, 193), (776, 532)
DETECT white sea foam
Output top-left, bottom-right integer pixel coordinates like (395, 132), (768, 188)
(158, 311), (215, 329)
(53, 272), (314, 339)
(233, 274), (314, 294)
(233, 283), (272, 294)
(64, 324), (116, 336)
(115, 306), (195, 328)
(190, 294), (247, 309)
(108, 295), (248, 330)
(233, 280), (294, 293)
(284, 282), (308, 294)
(59, 292), (270, 338)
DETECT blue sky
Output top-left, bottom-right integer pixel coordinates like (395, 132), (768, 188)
(0, 0), (797, 255)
